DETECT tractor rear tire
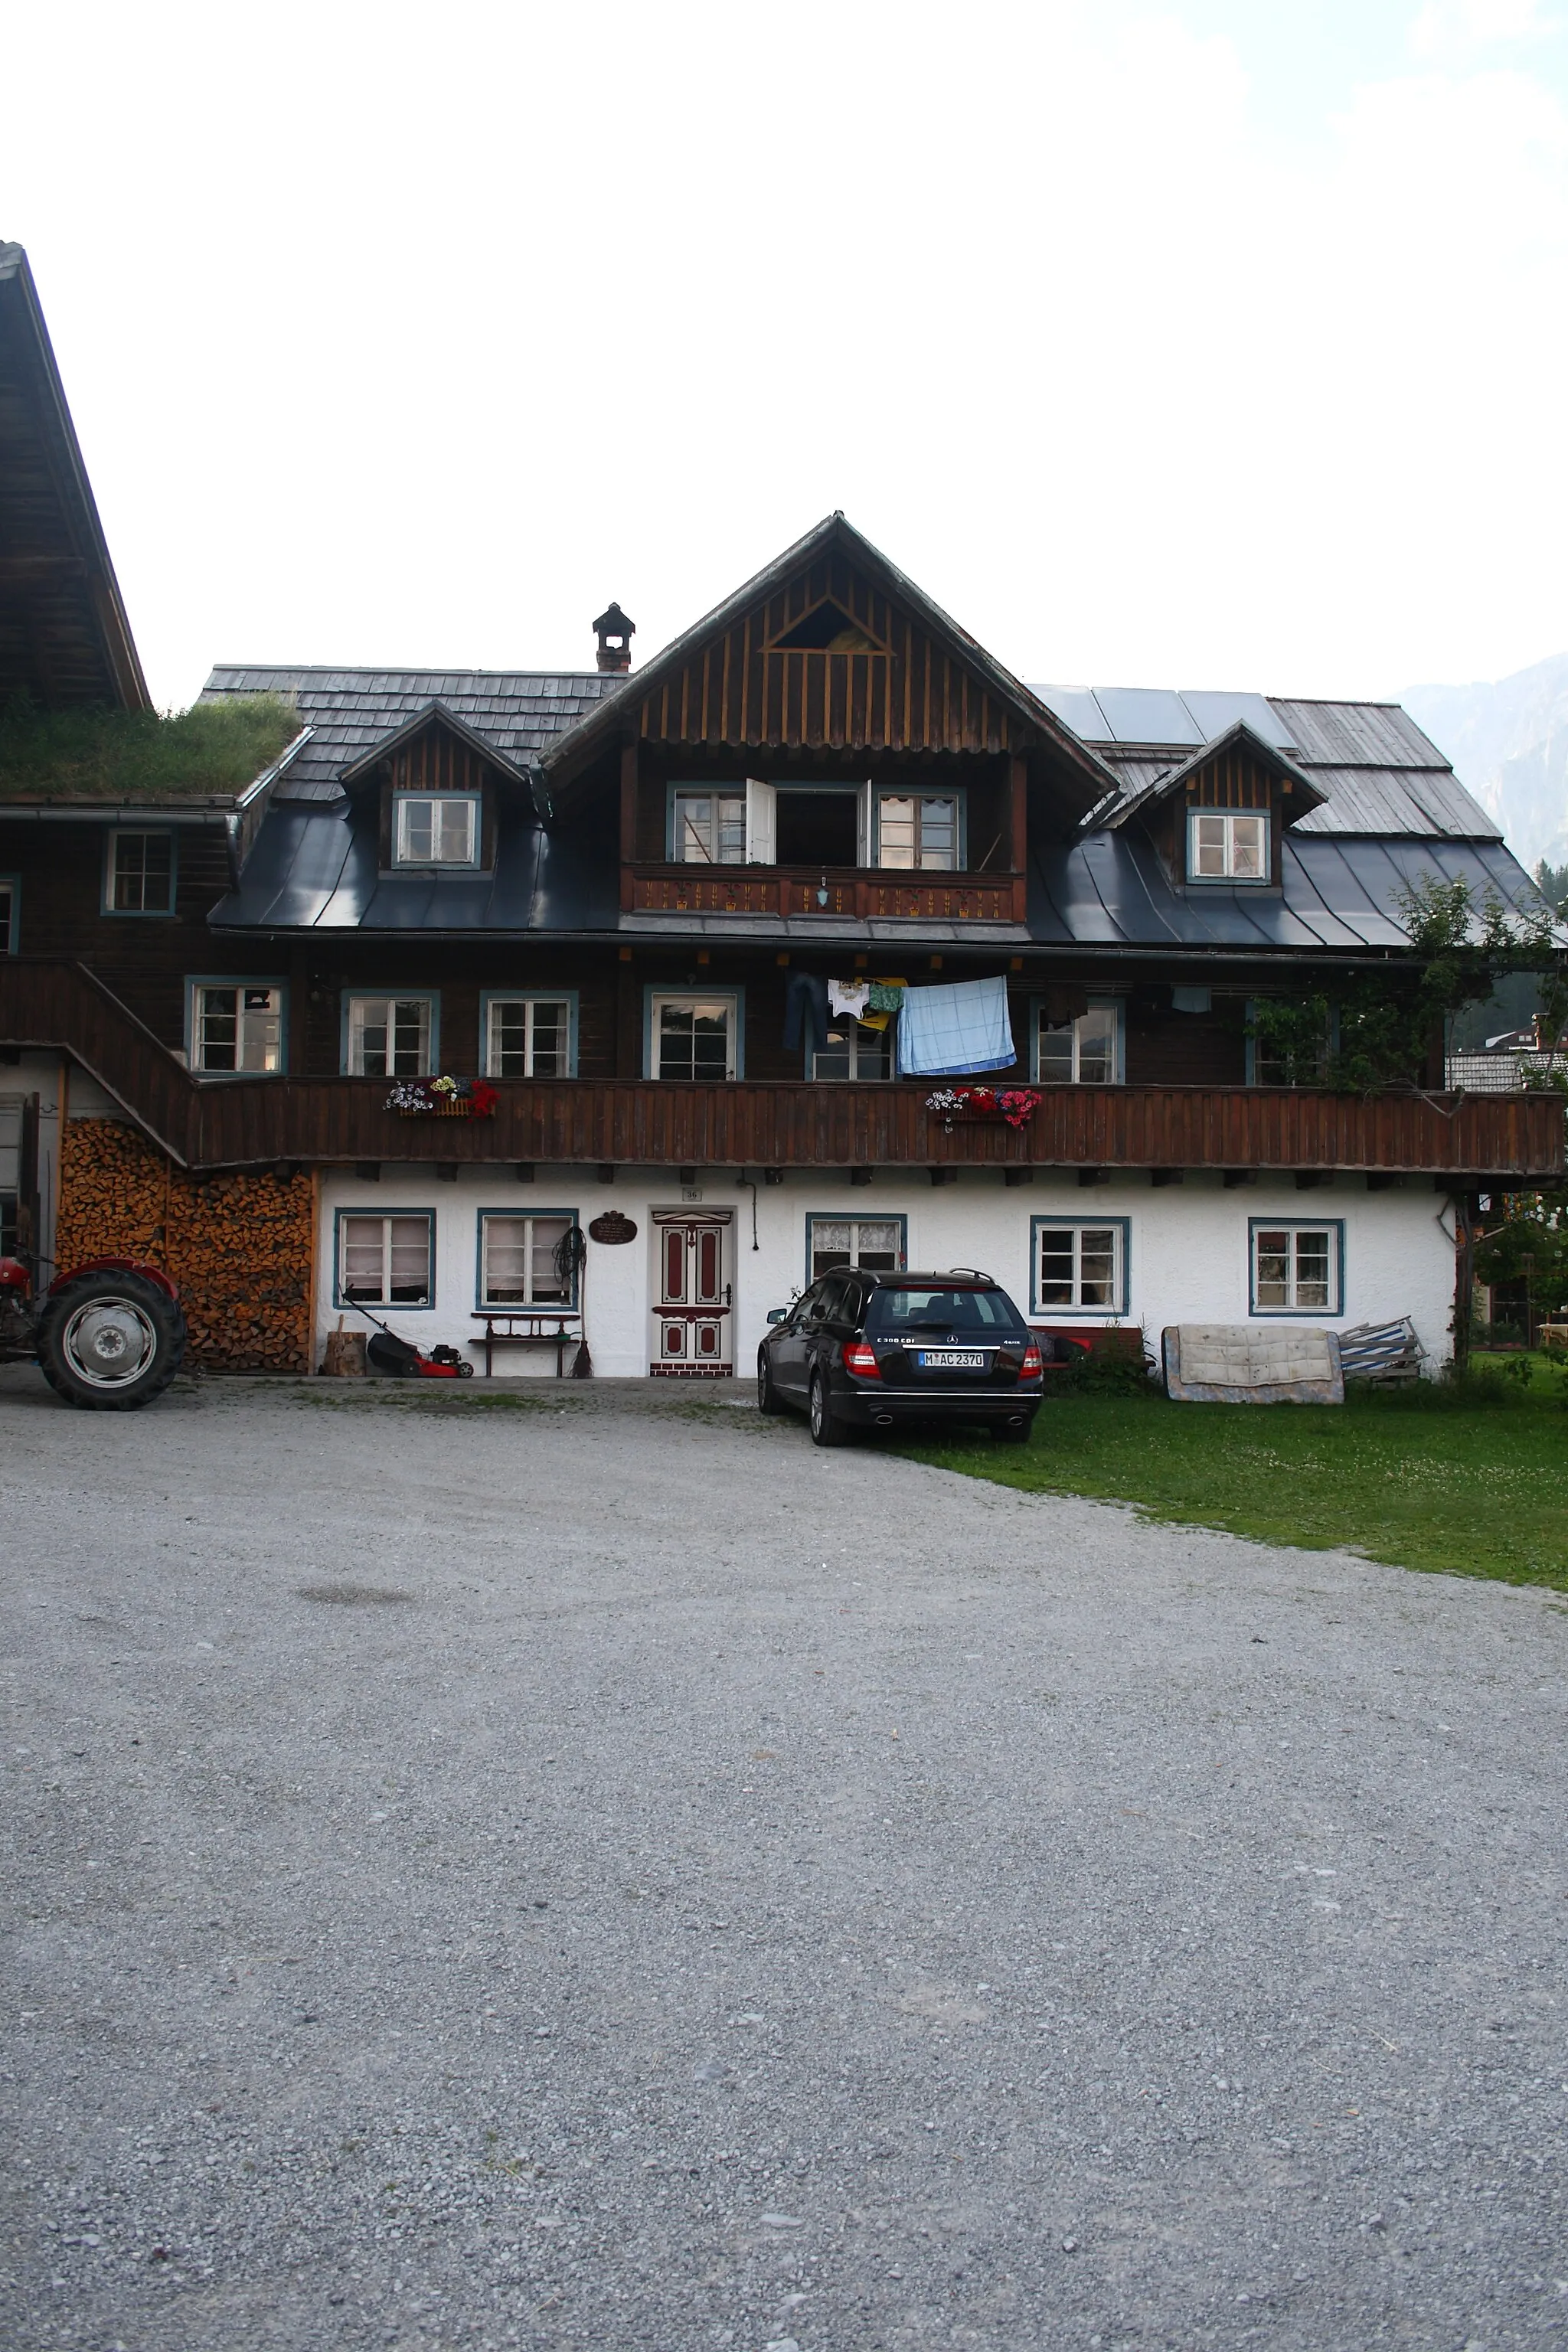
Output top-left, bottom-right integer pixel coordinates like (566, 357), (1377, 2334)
(37, 1272), (187, 1411)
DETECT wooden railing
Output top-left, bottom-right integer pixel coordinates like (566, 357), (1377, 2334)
(626, 864), (1027, 924)
(2, 959), (1561, 1180)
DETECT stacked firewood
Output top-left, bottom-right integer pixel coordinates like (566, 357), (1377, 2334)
(57, 1119), (315, 1374)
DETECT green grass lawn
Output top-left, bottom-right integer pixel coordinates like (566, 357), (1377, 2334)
(898, 1354), (1568, 1589)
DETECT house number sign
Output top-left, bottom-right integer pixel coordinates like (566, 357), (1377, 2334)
(589, 1210), (639, 1245)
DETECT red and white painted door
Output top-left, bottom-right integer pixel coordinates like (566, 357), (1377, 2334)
(651, 1210), (732, 1375)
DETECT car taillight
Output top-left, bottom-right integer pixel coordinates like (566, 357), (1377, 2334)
(1020, 1341), (1043, 1377)
(841, 1341), (881, 1379)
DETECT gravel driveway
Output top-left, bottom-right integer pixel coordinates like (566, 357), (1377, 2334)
(2, 1368), (1566, 2352)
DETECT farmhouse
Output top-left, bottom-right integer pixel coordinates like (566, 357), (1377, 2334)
(2, 240), (1561, 1378)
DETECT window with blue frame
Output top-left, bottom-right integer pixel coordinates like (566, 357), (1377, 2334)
(482, 994), (575, 1077)
(106, 829), (175, 914)
(1032, 1217), (1129, 1315)
(345, 994), (436, 1076)
(805, 1214), (906, 1282)
(477, 1211), (579, 1308)
(1250, 1220), (1343, 1315)
(336, 1211), (435, 1308)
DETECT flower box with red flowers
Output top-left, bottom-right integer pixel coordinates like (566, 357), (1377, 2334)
(925, 1085), (1043, 1131)
(384, 1076), (499, 1119)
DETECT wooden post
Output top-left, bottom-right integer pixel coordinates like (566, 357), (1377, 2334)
(619, 740), (638, 911)
(1009, 753), (1028, 921)
(289, 947), (309, 1075)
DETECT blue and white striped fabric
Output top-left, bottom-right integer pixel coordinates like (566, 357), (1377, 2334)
(897, 976), (1017, 1076)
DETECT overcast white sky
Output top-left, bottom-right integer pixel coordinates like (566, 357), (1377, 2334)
(5, 0), (1567, 710)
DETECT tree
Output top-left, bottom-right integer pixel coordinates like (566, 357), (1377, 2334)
(1251, 872), (1566, 1094)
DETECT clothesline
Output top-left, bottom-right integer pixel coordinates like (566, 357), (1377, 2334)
(785, 971), (1018, 1076)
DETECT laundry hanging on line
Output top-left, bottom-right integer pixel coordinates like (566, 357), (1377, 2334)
(858, 977), (907, 1031)
(782, 969), (830, 1059)
(828, 978), (870, 1019)
(896, 975), (1017, 1076)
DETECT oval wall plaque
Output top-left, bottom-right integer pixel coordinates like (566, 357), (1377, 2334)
(589, 1210), (639, 1245)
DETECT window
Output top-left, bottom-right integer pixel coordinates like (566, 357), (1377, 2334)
(478, 1211), (577, 1308)
(805, 1215), (906, 1282)
(190, 982), (285, 1073)
(811, 1024), (891, 1080)
(671, 789), (746, 864)
(483, 995), (575, 1077)
(876, 792), (959, 871)
(1188, 808), (1269, 883)
(345, 995), (436, 1076)
(864, 1285), (1025, 1337)
(1035, 999), (1122, 1084)
(106, 830), (175, 914)
(648, 992), (740, 1081)
(337, 1212), (434, 1308)
(1250, 1220), (1342, 1315)
(1033, 1218), (1129, 1315)
(0, 877), (16, 953)
(394, 793), (479, 867)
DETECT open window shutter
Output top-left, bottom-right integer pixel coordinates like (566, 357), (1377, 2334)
(745, 778), (775, 865)
(858, 780), (875, 868)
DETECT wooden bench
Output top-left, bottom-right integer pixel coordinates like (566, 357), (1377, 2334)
(469, 1312), (581, 1377)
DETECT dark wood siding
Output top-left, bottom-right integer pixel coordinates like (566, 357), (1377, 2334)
(2, 960), (1559, 1181)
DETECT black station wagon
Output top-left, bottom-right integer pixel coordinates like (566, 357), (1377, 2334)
(758, 1268), (1044, 1447)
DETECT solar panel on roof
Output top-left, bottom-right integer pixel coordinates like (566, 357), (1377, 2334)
(1030, 685), (1110, 740)
(1091, 688), (1204, 746)
(1178, 691), (1297, 751)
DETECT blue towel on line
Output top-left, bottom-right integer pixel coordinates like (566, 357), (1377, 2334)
(897, 976), (1017, 1076)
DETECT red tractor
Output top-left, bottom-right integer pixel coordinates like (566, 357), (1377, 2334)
(0, 1255), (187, 1410)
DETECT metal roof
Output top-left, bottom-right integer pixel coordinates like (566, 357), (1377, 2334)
(210, 779), (1544, 951)
(1027, 831), (1543, 955)
(1031, 684), (1500, 841)
(198, 666), (624, 802)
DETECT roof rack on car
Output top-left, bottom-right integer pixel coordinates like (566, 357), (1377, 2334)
(946, 1266), (995, 1282)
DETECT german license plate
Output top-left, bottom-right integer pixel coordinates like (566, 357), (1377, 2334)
(916, 1349), (986, 1370)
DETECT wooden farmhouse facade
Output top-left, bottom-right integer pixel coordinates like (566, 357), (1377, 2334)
(1, 242), (1562, 1380)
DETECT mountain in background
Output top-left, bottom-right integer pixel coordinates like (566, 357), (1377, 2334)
(1403, 652), (1568, 875)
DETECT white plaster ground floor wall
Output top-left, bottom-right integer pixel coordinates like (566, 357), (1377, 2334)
(314, 1166), (1461, 1380)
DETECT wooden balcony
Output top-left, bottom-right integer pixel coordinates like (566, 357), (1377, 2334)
(2, 962), (1560, 1181)
(624, 863), (1027, 925)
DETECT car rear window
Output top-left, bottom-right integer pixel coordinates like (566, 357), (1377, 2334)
(864, 1285), (1024, 1336)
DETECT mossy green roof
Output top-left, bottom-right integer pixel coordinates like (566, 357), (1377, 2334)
(0, 694), (301, 805)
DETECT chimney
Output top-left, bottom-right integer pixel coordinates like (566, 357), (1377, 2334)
(593, 601), (635, 674)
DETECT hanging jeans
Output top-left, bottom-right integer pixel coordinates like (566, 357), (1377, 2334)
(782, 970), (830, 1063)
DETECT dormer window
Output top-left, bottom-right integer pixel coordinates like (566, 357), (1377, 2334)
(1189, 808), (1268, 883)
(394, 792), (479, 867)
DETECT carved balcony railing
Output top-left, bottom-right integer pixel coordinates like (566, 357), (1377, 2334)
(624, 864), (1027, 924)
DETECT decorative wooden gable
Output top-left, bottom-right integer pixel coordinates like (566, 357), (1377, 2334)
(638, 543), (1022, 758)
(542, 514), (1112, 823)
